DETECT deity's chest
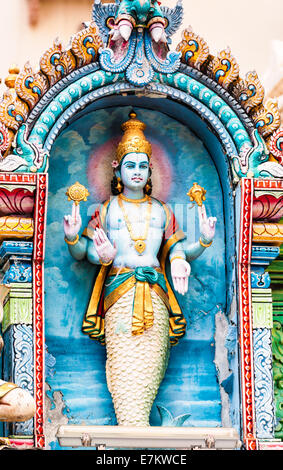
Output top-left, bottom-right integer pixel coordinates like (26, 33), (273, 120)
(106, 199), (165, 232)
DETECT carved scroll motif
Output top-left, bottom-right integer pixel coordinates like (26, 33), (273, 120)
(39, 40), (76, 87)
(15, 62), (49, 110)
(71, 22), (103, 68)
(207, 47), (240, 89)
(251, 98), (281, 139)
(233, 71), (265, 114)
(0, 90), (29, 132)
(0, 122), (14, 158)
(176, 27), (209, 70)
(268, 127), (283, 164)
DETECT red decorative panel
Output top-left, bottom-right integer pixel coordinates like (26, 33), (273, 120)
(0, 187), (34, 216)
(253, 194), (283, 222)
(254, 179), (283, 190)
(0, 173), (37, 185)
(238, 178), (257, 449)
(33, 173), (48, 449)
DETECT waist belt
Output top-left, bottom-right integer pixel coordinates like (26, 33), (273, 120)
(105, 266), (169, 336)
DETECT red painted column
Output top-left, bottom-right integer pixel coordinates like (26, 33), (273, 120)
(238, 178), (257, 450)
(33, 173), (48, 448)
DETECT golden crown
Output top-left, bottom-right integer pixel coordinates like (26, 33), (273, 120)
(116, 111), (152, 163)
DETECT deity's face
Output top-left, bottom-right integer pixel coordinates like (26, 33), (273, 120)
(119, 152), (150, 191)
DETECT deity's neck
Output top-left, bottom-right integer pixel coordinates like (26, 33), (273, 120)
(122, 187), (145, 201)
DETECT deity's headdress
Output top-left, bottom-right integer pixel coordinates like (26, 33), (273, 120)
(116, 111), (152, 163)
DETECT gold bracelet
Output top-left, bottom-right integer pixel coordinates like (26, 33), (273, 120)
(199, 238), (213, 248)
(64, 234), (79, 246)
(99, 258), (113, 266)
(170, 255), (185, 263)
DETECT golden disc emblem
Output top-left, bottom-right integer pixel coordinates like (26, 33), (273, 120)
(66, 182), (90, 206)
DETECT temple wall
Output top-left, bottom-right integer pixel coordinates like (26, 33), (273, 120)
(1, 0), (283, 94)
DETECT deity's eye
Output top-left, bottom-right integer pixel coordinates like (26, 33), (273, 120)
(124, 162), (135, 169)
(139, 163), (149, 169)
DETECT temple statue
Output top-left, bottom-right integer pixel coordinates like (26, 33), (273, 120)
(63, 112), (216, 426)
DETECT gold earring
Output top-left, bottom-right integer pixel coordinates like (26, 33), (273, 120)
(145, 178), (151, 193)
(116, 177), (122, 193)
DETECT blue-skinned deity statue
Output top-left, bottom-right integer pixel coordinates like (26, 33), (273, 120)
(63, 112), (216, 426)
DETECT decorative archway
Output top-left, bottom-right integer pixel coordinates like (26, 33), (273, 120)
(0, 0), (282, 450)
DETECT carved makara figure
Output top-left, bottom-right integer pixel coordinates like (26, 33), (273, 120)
(63, 112), (216, 426)
(110, 0), (167, 43)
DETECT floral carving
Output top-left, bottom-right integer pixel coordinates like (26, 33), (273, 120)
(268, 127), (283, 164)
(0, 187), (34, 216)
(0, 122), (14, 158)
(233, 71), (265, 114)
(71, 22), (103, 68)
(39, 40), (76, 87)
(251, 98), (281, 138)
(0, 89), (29, 132)
(15, 62), (49, 110)
(207, 47), (240, 89)
(176, 26), (209, 70)
(253, 194), (283, 222)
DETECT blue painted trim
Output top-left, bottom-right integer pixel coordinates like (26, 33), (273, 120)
(0, 241), (33, 266)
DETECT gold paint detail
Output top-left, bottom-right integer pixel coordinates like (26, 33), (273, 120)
(71, 21), (103, 68)
(64, 234), (79, 246)
(251, 98), (281, 138)
(119, 193), (149, 204)
(118, 195), (152, 254)
(0, 216), (34, 240)
(199, 238), (213, 248)
(176, 26), (209, 70)
(187, 182), (206, 206)
(40, 39), (76, 87)
(15, 62), (49, 110)
(207, 47), (240, 89)
(116, 111), (152, 163)
(253, 222), (283, 244)
(0, 89), (29, 132)
(0, 381), (19, 399)
(66, 182), (90, 206)
(232, 71), (265, 114)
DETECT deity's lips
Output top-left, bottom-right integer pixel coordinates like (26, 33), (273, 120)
(131, 177), (143, 182)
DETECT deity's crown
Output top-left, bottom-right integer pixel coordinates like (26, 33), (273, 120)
(116, 111), (152, 163)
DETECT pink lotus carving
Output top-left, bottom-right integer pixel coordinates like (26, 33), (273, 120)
(0, 188), (34, 216)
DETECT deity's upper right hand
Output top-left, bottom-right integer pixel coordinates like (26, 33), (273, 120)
(63, 202), (82, 240)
